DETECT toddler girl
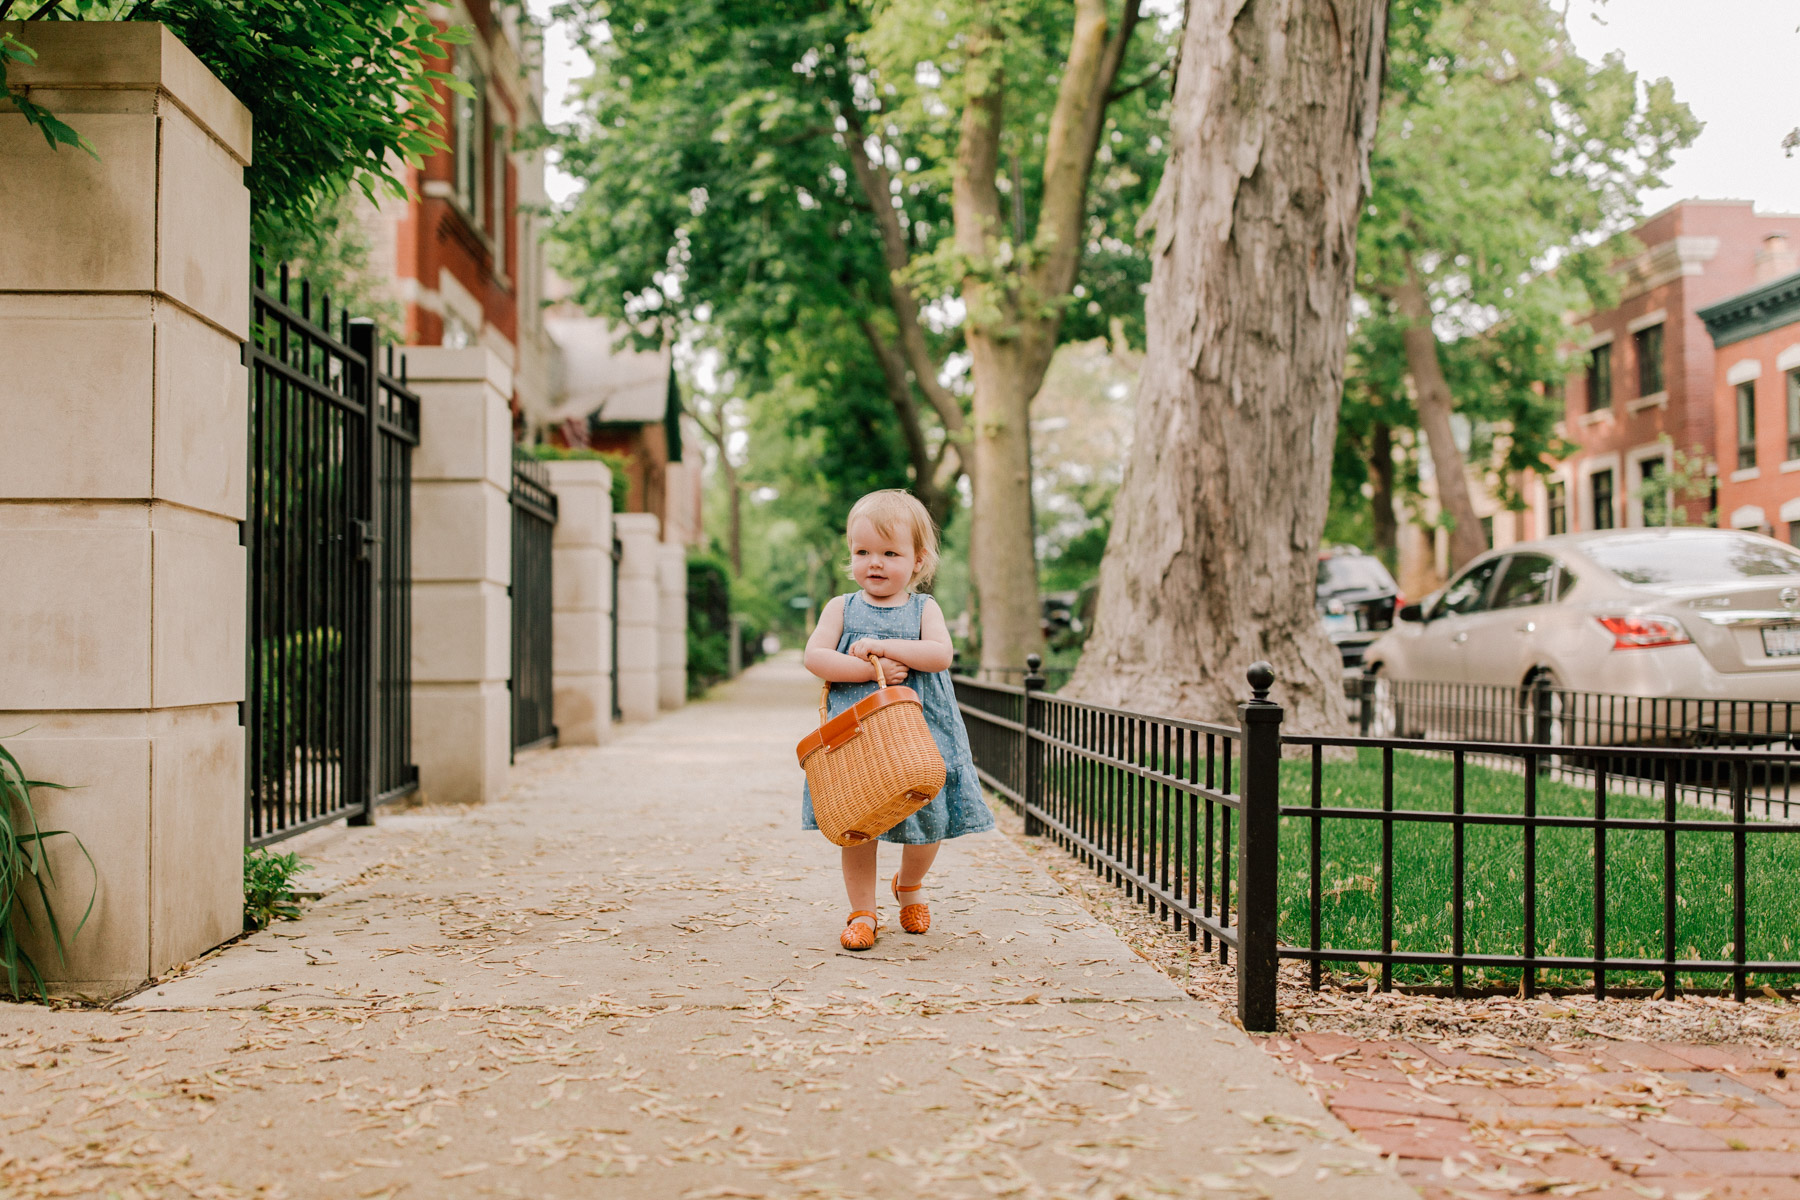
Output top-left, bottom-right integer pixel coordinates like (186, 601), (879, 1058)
(802, 490), (992, 950)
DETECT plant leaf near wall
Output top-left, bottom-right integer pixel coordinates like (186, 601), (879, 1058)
(1, 0), (473, 241)
(0, 739), (93, 1000)
(243, 848), (311, 932)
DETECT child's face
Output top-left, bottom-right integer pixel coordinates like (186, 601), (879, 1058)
(848, 517), (919, 601)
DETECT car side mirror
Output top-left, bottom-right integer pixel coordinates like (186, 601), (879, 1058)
(1398, 602), (1424, 623)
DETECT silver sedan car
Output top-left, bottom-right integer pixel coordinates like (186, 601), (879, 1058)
(1363, 529), (1800, 719)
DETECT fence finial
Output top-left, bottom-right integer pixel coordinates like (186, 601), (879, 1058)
(1247, 661), (1274, 702)
(1026, 653), (1042, 675)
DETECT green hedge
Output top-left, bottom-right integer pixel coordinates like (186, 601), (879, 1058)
(687, 555), (766, 696)
(526, 444), (630, 513)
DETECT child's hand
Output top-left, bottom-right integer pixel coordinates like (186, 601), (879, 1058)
(847, 638), (885, 661)
(876, 658), (909, 685)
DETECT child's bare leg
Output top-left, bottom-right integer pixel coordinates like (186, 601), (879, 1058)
(893, 841), (939, 934)
(898, 842), (939, 888)
(840, 841), (880, 931)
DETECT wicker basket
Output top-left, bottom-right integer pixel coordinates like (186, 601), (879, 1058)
(797, 653), (946, 847)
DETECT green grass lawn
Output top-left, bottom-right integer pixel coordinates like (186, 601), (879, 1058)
(1276, 749), (1800, 991)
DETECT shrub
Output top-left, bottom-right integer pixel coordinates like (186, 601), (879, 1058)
(687, 554), (733, 695)
(527, 444), (631, 513)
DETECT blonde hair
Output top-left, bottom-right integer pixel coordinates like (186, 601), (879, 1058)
(846, 490), (940, 588)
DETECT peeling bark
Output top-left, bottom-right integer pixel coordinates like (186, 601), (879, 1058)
(1067, 0), (1387, 734)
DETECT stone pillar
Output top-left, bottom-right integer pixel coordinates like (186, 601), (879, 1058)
(543, 459), (613, 745)
(0, 24), (252, 996)
(658, 541), (690, 709)
(613, 514), (662, 721)
(407, 347), (512, 804)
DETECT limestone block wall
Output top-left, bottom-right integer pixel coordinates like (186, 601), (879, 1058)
(657, 541), (689, 710)
(543, 459), (614, 745)
(0, 23), (253, 996)
(407, 348), (513, 804)
(613, 514), (662, 721)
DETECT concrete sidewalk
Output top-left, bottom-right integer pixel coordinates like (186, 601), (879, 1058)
(1, 657), (1413, 1199)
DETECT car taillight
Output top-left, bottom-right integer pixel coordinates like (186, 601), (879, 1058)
(1596, 615), (1691, 650)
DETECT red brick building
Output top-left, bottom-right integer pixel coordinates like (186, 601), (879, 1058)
(364, 0), (552, 416)
(1532, 201), (1800, 537)
(1697, 250), (1800, 541)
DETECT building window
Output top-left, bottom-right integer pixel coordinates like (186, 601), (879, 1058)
(1479, 515), (1494, 548)
(1634, 323), (1664, 396)
(453, 54), (487, 227)
(1587, 344), (1613, 411)
(1639, 456), (1668, 527)
(1738, 380), (1758, 470)
(1547, 480), (1567, 534)
(1591, 468), (1615, 530)
(1787, 368), (1800, 463)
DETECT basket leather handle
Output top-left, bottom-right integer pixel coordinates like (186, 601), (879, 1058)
(817, 651), (887, 725)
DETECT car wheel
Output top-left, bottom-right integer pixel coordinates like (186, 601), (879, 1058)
(1360, 667), (1415, 740)
(1357, 668), (1389, 738)
(1518, 669), (1565, 747)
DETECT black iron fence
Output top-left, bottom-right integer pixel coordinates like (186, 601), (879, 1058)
(510, 454), (558, 755)
(611, 533), (623, 722)
(245, 266), (420, 846)
(957, 657), (1800, 1030)
(1348, 675), (1800, 818)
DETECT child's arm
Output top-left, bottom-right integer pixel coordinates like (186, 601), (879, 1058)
(803, 597), (894, 683)
(848, 597), (955, 674)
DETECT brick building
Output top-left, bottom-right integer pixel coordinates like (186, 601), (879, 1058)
(1696, 247), (1800, 540)
(363, 0), (554, 417)
(1531, 200), (1800, 538)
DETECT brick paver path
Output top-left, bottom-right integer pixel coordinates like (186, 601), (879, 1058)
(1266, 1032), (1800, 1199)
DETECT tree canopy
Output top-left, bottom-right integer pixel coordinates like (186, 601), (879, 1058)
(551, 0), (1171, 656)
(1346, 0), (1699, 570)
(3, 0), (470, 240)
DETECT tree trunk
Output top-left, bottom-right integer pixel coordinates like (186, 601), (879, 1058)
(693, 408), (742, 576)
(955, 0), (1138, 673)
(1066, 0), (1387, 734)
(1370, 420), (1398, 571)
(1396, 272), (1488, 571)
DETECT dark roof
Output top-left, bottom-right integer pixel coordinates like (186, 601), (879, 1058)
(1697, 269), (1800, 348)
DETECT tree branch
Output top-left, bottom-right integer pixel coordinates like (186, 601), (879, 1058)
(858, 315), (935, 482)
(840, 109), (967, 437)
(1030, 0), (1142, 301)
(1106, 57), (1166, 103)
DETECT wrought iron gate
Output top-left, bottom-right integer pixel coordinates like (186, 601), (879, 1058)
(510, 454), (558, 755)
(245, 266), (420, 846)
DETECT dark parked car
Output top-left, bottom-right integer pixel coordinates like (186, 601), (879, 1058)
(1317, 549), (1399, 668)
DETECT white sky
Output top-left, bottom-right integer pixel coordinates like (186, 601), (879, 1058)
(532, 2), (1800, 217)
(1565, 0), (1800, 216)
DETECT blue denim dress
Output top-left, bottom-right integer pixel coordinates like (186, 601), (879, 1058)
(801, 592), (993, 844)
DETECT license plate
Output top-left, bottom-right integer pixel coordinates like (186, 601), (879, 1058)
(1321, 613), (1358, 635)
(1763, 625), (1800, 657)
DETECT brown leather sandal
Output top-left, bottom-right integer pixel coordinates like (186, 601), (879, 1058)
(840, 910), (878, 951)
(891, 873), (930, 935)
